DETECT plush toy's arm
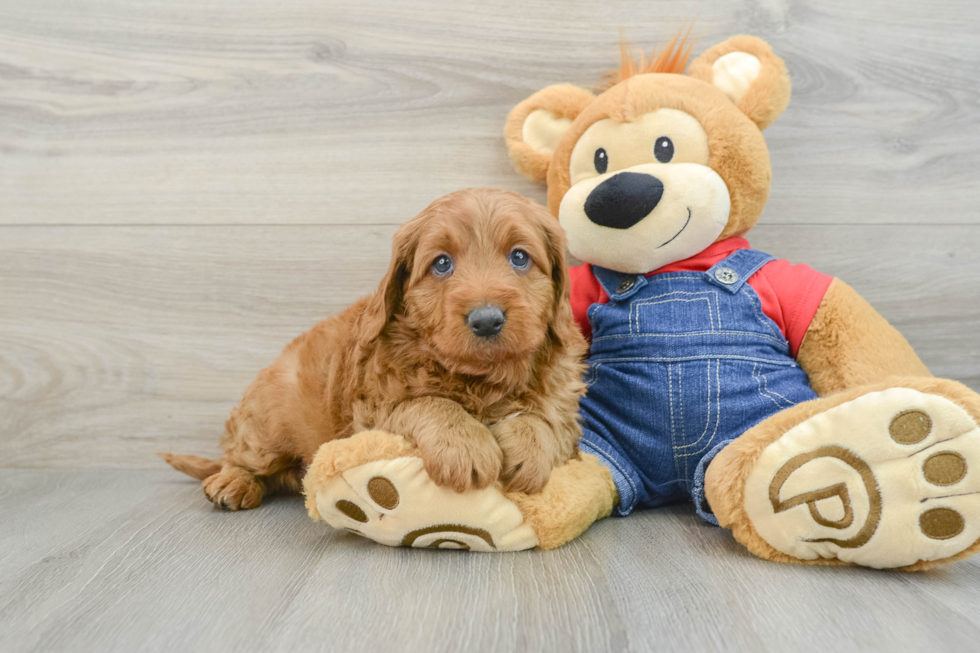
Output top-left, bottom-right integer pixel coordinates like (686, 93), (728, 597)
(377, 396), (503, 493)
(303, 430), (616, 551)
(797, 278), (932, 395)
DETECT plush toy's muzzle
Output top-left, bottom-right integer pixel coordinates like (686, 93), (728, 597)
(584, 172), (664, 230)
(559, 162), (731, 274)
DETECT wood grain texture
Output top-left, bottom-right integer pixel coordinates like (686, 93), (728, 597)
(1, 0), (979, 225)
(1, 224), (978, 468)
(2, 1), (980, 650)
(3, 470), (980, 653)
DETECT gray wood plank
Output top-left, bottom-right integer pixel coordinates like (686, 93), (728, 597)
(1, 224), (978, 469)
(2, 1), (980, 650)
(1, 0), (978, 225)
(2, 469), (980, 653)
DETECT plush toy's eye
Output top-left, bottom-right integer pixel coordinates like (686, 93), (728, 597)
(508, 248), (531, 271)
(594, 148), (609, 174)
(654, 137), (674, 163)
(431, 254), (454, 277)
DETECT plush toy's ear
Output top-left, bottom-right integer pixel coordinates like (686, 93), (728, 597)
(504, 84), (596, 183)
(687, 35), (791, 130)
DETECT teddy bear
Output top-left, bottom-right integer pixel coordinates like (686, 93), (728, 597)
(302, 34), (980, 570)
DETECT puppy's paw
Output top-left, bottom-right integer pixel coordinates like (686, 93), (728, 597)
(502, 449), (553, 495)
(417, 425), (503, 493)
(202, 467), (264, 510)
(492, 416), (556, 494)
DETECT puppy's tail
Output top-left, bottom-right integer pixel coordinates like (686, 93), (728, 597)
(158, 452), (222, 480)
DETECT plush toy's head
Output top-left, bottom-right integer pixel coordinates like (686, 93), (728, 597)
(505, 35), (791, 274)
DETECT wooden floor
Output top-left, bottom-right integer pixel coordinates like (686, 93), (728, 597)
(2, 0), (980, 651)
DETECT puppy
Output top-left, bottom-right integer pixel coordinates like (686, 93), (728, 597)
(162, 188), (587, 509)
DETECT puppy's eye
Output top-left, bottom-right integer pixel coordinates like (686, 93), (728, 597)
(594, 148), (608, 174)
(509, 248), (531, 271)
(654, 136), (674, 163)
(431, 254), (454, 277)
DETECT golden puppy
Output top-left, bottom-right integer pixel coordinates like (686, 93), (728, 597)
(162, 188), (587, 509)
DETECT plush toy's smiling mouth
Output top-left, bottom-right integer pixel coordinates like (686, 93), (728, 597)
(558, 165), (731, 275)
(658, 207), (692, 248)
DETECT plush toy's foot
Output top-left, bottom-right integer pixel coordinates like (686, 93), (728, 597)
(707, 378), (980, 570)
(303, 431), (617, 551)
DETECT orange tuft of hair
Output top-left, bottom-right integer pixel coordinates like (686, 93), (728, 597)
(600, 27), (695, 90)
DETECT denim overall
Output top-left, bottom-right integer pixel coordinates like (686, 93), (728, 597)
(577, 249), (818, 523)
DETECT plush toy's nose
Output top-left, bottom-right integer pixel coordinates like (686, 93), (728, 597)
(584, 172), (664, 230)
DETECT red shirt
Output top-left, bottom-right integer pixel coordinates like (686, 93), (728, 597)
(568, 238), (834, 358)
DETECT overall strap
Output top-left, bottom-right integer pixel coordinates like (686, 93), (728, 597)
(591, 265), (648, 301)
(704, 249), (775, 294)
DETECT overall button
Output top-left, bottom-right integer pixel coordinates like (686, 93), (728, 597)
(616, 277), (636, 294)
(714, 267), (739, 285)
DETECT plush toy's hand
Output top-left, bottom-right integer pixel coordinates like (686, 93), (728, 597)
(491, 415), (555, 494)
(415, 419), (503, 493)
(304, 430), (618, 552)
(303, 430), (538, 551)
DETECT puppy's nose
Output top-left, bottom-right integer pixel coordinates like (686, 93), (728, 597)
(466, 305), (506, 338)
(584, 172), (664, 230)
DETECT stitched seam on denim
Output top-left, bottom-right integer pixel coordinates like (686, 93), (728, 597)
(630, 293), (717, 334)
(756, 364), (797, 405)
(753, 363), (784, 409)
(679, 364), (688, 477)
(681, 360), (721, 458)
(678, 367), (685, 434)
(590, 331), (788, 347)
(630, 289), (719, 300)
(681, 361), (693, 477)
(649, 478), (692, 490)
(668, 364), (685, 482)
(632, 297), (714, 334)
(579, 440), (638, 503)
(584, 363), (600, 389)
(586, 355), (801, 366)
(677, 359), (723, 460)
(587, 302), (602, 335)
(643, 274), (707, 283)
(668, 363), (674, 457)
(751, 363), (799, 408)
(740, 285), (785, 342)
(674, 359), (707, 453)
(752, 363), (787, 410)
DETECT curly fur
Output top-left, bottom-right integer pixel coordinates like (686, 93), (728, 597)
(162, 188), (587, 509)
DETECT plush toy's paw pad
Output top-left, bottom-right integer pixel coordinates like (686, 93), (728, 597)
(314, 456), (538, 551)
(744, 388), (980, 568)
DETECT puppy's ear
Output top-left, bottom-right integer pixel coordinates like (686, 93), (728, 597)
(358, 219), (421, 346)
(532, 205), (580, 352)
(505, 84), (596, 183)
(687, 35), (791, 130)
